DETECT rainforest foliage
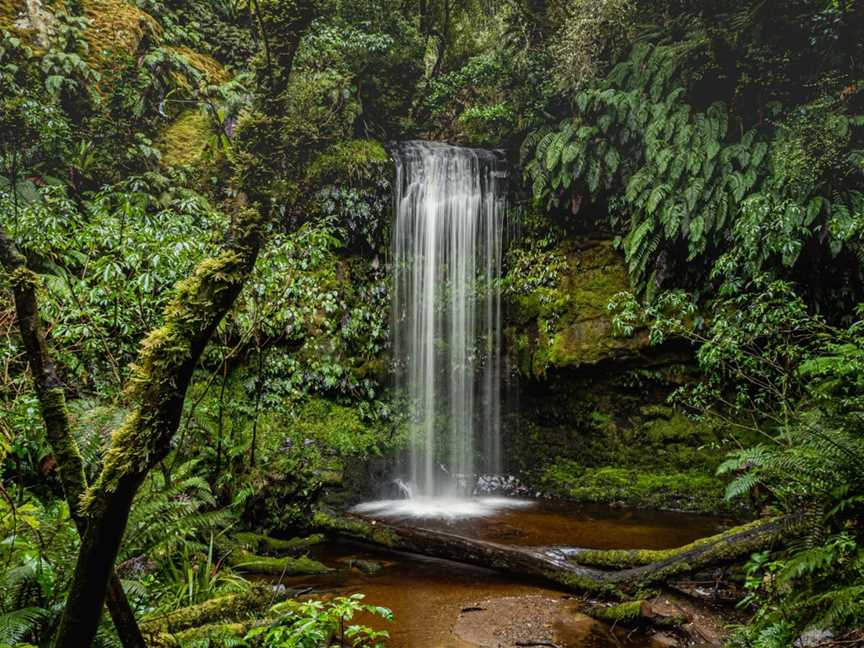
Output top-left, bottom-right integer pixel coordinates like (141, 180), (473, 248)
(0, 0), (862, 647)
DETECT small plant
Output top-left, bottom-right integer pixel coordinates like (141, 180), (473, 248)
(246, 594), (392, 648)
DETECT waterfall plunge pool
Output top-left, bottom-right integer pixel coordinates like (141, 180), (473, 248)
(350, 496), (534, 520)
(268, 502), (731, 647)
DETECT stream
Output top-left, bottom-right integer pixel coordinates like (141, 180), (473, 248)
(274, 501), (731, 647)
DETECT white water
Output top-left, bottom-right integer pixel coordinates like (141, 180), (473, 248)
(391, 141), (507, 499)
(352, 497), (532, 520)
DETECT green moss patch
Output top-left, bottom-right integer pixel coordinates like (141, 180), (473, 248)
(540, 461), (728, 513)
(508, 240), (649, 376)
(156, 110), (212, 167)
(80, 0), (161, 66)
(233, 531), (324, 555)
(304, 139), (390, 187)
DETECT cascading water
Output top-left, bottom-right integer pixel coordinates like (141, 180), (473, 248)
(391, 141), (507, 498)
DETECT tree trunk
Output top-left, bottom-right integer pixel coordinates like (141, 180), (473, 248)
(313, 512), (799, 595)
(51, 4), (318, 641)
(0, 228), (146, 648)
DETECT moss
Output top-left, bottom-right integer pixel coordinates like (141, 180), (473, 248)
(156, 110), (213, 167)
(552, 571), (621, 597)
(149, 622), (258, 647)
(83, 209), (263, 513)
(0, 0), (40, 41)
(9, 265), (41, 290)
(223, 547), (330, 575)
(540, 460), (728, 513)
(509, 240), (649, 376)
(574, 518), (777, 568)
(312, 510), (400, 547)
(304, 139), (390, 187)
(140, 585), (277, 635)
(232, 531), (324, 554)
(80, 0), (161, 66)
(586, 600), (646, 623)
(168, 45), (229, 84)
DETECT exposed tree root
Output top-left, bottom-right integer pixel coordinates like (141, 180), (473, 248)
(313, 511), (799, 595)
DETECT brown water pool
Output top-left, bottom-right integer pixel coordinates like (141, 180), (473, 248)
(275, 501), (731, 647)
(369, 499), (728, 548)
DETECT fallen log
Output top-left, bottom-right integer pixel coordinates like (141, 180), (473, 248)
(221, 545), (331, 575)
(140, 585), (283, 636)
(312, 512), (798, 595)
(232, 531), (325, 555)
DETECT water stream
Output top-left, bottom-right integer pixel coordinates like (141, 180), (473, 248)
(392, 141), (508, 498)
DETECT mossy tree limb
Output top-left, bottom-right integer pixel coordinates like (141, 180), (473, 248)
(50, 202), (268, 647)
(313, 511), (799, 595)
(50, 4), (319, 641)
(232, 531), (325, 554)
(0, 227), (146, 648)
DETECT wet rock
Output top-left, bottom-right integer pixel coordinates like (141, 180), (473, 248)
(553, 610), (619, 647)
(473, 474), (530, 496)
(650, 633), (680, 648)
(794, 629), (834, 647)
(340, 558), (384, 575)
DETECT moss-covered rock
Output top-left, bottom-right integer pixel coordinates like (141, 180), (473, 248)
(168, 45), (229, 84)
(539, 462), (727, 513)
(80, 0), (160, 66)
(155, 110), (213, 167)
(509, 239), (649, 376)
(504, 355), (744, 513)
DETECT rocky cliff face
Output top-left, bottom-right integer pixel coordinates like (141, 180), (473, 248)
(502, 235), (736, 513)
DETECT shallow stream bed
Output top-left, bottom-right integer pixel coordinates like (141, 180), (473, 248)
(275, 501), (732, 647)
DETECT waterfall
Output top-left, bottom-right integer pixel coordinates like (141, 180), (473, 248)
(392, 141), (507, 497)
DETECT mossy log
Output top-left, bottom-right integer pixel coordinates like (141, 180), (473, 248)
(313, 512), (798, 595)
(148, 622), (253, 648)
(221, 545), (330, 575)
(569, 518), (777, 568)
(232, 531), (324, 555)
(140, 585), (283, 636)
(585, 600), (685, 627)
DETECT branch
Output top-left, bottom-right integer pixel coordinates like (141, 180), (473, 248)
(0, 226), (146, 648)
